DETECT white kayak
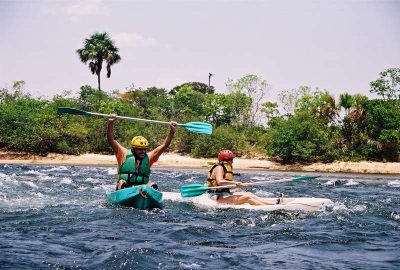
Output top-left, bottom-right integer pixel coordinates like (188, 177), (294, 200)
(162, 192), (333, 212)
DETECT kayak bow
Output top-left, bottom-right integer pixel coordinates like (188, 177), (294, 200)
(106, 185), (163, 209)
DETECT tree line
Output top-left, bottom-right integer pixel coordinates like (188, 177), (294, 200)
(0, 68), (399, 164)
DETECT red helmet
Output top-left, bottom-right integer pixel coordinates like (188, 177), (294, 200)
(218, 149), (234, 162)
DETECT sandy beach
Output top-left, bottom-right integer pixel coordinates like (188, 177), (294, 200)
(0, 150), (399, 174)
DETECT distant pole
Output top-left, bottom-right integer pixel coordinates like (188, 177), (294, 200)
(208, 73), (214, 88)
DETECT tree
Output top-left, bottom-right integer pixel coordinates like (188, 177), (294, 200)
(370, 68), (400, 101)
(261, 101), (279, 124)
(266, 114), (340, 163)
(170, 82), (215, 95)
(278, 86), (311, 116)
(203, 93), (236, 126)
(1, 80), (28, 103)
(363, 99), (400, 161)
(76, 32), (121, 91)
(281, 86), (338, 125)
(339, 93), (354, 114)
(171, 85), (205, 120)
(226, 74), (269, 126)
(78, 85), (109, 111)
(120, 86), (171, 119)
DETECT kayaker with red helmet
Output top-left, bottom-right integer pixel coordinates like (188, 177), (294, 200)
(206, 150), (274, 205)
(107, 115), (177, 190)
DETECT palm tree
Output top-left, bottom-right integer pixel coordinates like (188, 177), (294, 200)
(339, 93), (354, 115)
(76, 32), (121, 91)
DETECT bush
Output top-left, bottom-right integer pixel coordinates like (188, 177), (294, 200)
(266, 115), (340, 163)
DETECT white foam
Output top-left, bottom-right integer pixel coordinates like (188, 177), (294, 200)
(179, 262), (202, 269)
(182, 176), (198, 183)
(344, 179), (360, 186)
(24, 181), (39, 189)
(351, 204), (367, 212)
(331, 202), (349, 212)
(106, 168), (117, 175)
(60, 178), (72, 184)
(250, 176), (270, 181)
(387, 180), (400, 188)
(24, 170), (45, 176)
(43, 166), (69, 172)
(391, 212), (400, 221)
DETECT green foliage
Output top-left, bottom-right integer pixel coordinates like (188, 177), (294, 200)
(295, 89), (339, 124)
(362, 99), (400, 161)
(339, 93), (354, 113)
(170, 82), (215, 95)
(226, 74), (269, 125)
(0, 98), (63, 155)
(266, 115), (340, 163)
(261, 101), (279, 124)
(172, 85), (205, 120)
(278, 86), (311, 115)
(120, 87), (171, 119)
(1, 68), (399, 163)
(364, 99), (400, 137)
(190, 127), (246, 158)
(203, 94), (236, 127)
(370, 68), (400, 101)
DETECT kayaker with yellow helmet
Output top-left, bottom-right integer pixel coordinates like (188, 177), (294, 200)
(206, 150), (274, 205)
(107, 115), (177, 190)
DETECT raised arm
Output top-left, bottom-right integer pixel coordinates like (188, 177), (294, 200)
(150, 122), (177, 161)
(107, 115), (119, 154)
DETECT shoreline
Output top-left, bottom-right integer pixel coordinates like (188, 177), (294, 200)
(0, 151), (399, 174)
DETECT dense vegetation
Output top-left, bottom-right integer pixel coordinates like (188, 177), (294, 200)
(1, 33), (398, 163)
(0, 68), (399, 164)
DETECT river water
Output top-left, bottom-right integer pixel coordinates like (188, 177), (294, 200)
(0, 164), (399, 269)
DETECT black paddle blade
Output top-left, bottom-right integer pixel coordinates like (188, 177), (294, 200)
(57, 107), (90, 116)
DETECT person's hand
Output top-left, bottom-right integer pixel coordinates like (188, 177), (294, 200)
(169, 121), (177, 134)
(235, 182), (242, 188)
(116, 180), (127, 190)
(108, 114), (117, 123)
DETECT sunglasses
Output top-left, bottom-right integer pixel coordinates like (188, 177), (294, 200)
(226, 158), (233, 161)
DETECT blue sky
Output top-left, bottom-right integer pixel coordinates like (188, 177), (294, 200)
(1, 0), (399, 100)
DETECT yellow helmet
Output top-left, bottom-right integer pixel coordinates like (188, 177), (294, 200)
(130, 136), (149, 149)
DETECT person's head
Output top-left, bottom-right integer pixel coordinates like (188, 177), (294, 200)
(130, 136), (149, 160)
(218, 149), (234, 163)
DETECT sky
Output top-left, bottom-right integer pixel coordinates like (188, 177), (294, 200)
(1, 0), (399, 101)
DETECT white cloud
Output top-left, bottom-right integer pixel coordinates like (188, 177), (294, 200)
(113, 32), (157, 49)
(41, 0), (108, 21)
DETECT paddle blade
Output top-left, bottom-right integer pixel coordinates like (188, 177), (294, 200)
(292, 175), (321, 182)
(57, 107), (90, 116)
(181, 122), (213, 135)
(180, 184), (210, 198)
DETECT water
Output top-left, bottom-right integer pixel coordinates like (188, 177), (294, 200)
(0, 164), (399, 269)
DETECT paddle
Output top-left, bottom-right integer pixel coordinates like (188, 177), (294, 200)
(57, 107), (213, 135)
(180, 175), (320, 198)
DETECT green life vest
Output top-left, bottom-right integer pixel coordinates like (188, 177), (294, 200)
(118, 150), (151, 185)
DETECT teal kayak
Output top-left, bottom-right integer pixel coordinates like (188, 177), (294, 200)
(106, 185), (163, 209)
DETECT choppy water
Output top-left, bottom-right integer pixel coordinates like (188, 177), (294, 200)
(0, 164), (399, 269)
